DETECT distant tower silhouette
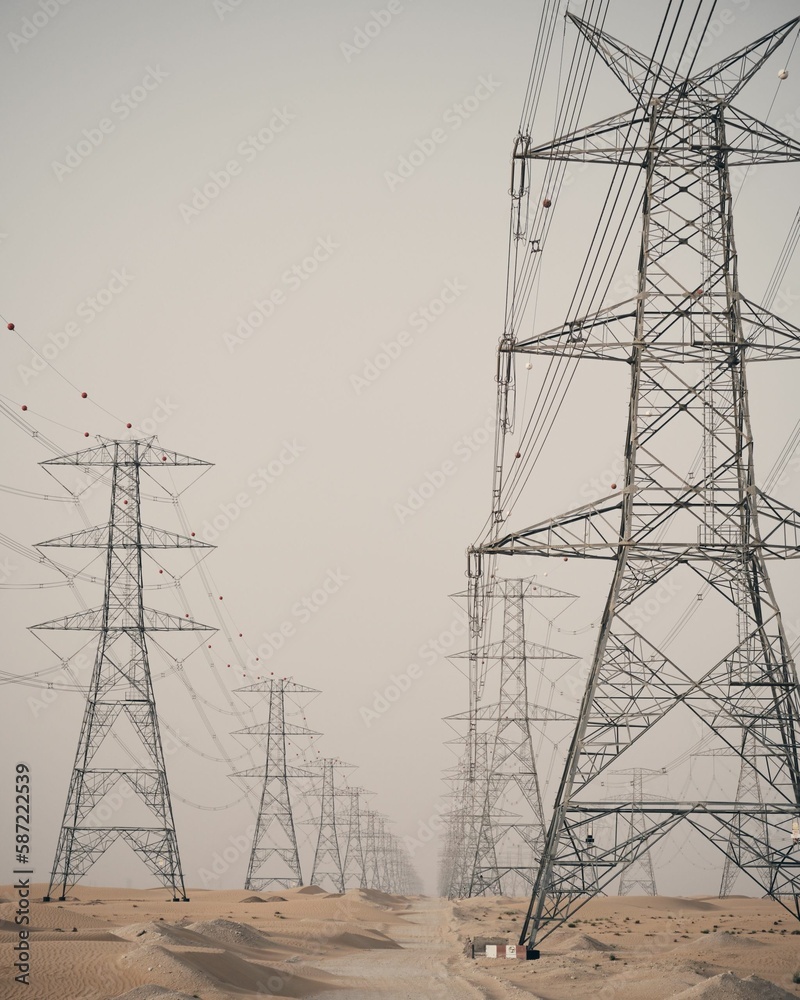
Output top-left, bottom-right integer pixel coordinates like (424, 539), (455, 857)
(37, 438), (214, 901)
(445, 579), (576, 896)
(310, 758), (346, 891)
(235, 677), (318, 890)
(341, 786), (369, 888)
(615, 769), (659, 896)
(361, 810), (385, 890)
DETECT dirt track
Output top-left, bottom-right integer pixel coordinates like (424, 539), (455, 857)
(311, 897), (515, 999)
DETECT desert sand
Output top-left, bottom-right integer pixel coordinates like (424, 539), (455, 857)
(1, 885), (799, 999)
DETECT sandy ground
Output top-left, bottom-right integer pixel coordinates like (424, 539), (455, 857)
(1, 885), (799, 999)
(457, 894), (800, 999)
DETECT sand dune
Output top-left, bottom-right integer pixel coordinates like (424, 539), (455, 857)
(673, 971), (798, 998)
(328, 930), (402, 950)
(457, 894), (800, 1000)
(558, 930), (613, 952)
(113, 988), (202, 1000)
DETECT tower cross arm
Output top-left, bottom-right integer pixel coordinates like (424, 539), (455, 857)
(40, 439), (211, 468)
(721, 106), (800, 165)
(30, 607), (216, 631)
(507, 301), (638, 361)
(687, 16), (800, 103)
(233, 722), (321, 737)
(739, 297), (800, 360)
(445, 703), (576, 723)
(518, 109), (648, 165)
(566, 14), (676, 101)
(480, 499), (624, 560)
(448, 640), (579, 661)
(507, 295), (800, 363)
(233, 765), (315, 779)
(519, 105), (800, 170)
(35, 524), (215, 548)
(567, 12), (800, 106)
(236, 680), (320, 694)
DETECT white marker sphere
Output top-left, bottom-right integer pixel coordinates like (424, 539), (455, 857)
(779, 69), (789, 80)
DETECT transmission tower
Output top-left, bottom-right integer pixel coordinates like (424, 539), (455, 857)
(440, 731), (499, 897)
(467, 15), (800, 950)
(361, 810), (388, 890)
(446, 578), (576, 896)
(310, 758), (348, 891)
(614, 768), (661, 896)
(36, 438), (213, 901)
(340, 786), (370, 888)
(719, 735), (768, 897)
(234, 677), (319, 891)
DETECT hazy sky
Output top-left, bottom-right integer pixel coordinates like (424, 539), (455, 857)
(2, 0), (800, 896)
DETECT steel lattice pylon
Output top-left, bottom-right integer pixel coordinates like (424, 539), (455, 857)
(440, 732), (494, 898)
(446, 578), (577, 897)
(719, 732), (767, 897)
(37, 438), (214, 901)
(468, 15), (800, 951)
(310, 758), (347, 892)
(615, 769), (660, 896)
(361, 809), (389, 891)
(234, 677), (318, 891)
(340, 786), (370, 889)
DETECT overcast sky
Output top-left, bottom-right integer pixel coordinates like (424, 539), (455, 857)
(2, 0), (800, 896)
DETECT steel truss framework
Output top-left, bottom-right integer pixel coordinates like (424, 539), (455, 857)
(340, 786), (370, 889)
(440, 733), (495, 898)
(310, 758), (349, 892)
(615, 768), (660, 896)
(235, 677), (318, 891)
(361, 810), (388, 891)
(467, 15), (800, 950)
(38, 438), (214, 901)
(445, 578), (577, 897)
